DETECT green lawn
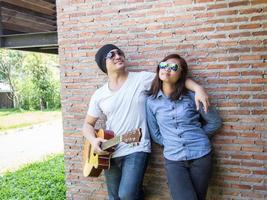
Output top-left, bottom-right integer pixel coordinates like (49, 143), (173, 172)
(0, 109), (61, 132)
(0, 154), (66, 200)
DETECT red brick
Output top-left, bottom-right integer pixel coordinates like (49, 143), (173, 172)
(195, 0), (214, 2)
(251, 0), (267, 5)
(231, 184), (251, 190)
(217, 25), (237, 31)
(239, 40), (262, 45)
(207, 3), (228, 10)
(216, 10), (238, 16)
(240, 55), (262, 61)
(251, 15), (267, 21)
(229, 1), (249, 7)
(252, 31), (267, 36)
(229, 32), (251, 38)
(174, 0), (193, 5)
(228, 63), (250, 69)
(239, 24), (262, 29)
(240, 8), (263, 14)
(226, 17), (248, 23)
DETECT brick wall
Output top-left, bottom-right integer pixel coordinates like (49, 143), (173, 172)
(57, 0), (267, 199)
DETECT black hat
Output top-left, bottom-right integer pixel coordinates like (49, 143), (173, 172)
(95, 44), (121, 74)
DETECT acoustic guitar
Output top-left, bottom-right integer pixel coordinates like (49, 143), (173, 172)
(82, 128), (142, 177)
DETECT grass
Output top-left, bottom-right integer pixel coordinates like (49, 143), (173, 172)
(0, 109), (61, 132)
(0, 154), (66, 200)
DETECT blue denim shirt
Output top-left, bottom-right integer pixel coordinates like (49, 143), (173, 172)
(146, 91), (222, 161)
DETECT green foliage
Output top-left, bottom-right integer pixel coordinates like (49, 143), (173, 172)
(0, 50), (24, 107)
(0, 154), (66, 200)
(18, 53), (61, 110)
(0, 50), (61, 110)
(0, 50), (24, 82)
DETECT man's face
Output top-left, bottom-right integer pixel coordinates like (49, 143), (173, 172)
(106, 49), (126, 73)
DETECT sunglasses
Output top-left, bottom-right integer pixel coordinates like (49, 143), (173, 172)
(159, 62), (180, 72)
(105, 49), (125, 59)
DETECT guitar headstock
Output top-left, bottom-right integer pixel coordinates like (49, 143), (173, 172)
(121, 128), (142, 144)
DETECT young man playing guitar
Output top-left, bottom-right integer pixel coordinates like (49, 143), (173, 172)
(82, 44), (209, 200)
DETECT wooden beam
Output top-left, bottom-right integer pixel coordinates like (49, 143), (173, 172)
(2, 14), (56, 32)
(1, 0), (55, 16)
(2, 22), (47, 33)
(13, 47), (58, 54)
(1, 2), (56, 20)
(0, 31), (58, 49)
(43, 0), (56, 3)
(0, 2), (3, 46)
(2, 7), (56, 27)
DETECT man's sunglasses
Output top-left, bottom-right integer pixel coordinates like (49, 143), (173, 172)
(106, 49), (125, 59)
(159, 62), (180, 72)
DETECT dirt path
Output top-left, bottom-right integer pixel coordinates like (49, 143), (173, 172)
(0, 119), (64, 174)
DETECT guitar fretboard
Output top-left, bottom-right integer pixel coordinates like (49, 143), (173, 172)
(101, 136), (121, 150)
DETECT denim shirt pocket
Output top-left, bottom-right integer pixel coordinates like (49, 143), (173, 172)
(181, 100), (198, 124)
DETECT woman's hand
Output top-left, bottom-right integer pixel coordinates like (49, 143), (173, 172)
(194, 86), (210, 113)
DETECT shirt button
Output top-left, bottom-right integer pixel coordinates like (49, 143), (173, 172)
(183, 144), (186, 147)
(172, 117), (175, 120)
(179, 135), (182, 138)
(172, 106), (175, 110)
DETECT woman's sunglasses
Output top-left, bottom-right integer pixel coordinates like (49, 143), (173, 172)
(106, 49), (125, 59)
(159, 62), (180, 72)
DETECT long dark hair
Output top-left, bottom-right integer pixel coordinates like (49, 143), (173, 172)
(147, 54), (188, 101)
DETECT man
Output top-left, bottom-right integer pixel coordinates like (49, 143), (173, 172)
(83, 44), (209, 200)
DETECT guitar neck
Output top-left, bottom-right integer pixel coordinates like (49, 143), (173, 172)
(101, 135), (121, 150)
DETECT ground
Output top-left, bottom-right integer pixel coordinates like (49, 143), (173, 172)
(0, 119), (64, 174)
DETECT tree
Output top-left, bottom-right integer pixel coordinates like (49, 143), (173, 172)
(22, 53), (60, 110)
(0, 50), (24, 108)
(0, 50), (60, 110)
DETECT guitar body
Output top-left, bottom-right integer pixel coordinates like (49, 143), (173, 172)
(83, 129), (115, 177)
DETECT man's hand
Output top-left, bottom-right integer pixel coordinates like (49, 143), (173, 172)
(91, 137), (109, 155)
(194, 86), (210, 113)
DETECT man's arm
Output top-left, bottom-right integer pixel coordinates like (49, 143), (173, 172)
(82, 115), (108, 155)
(185, 78), (210, 113)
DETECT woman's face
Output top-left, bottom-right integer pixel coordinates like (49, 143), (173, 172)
(159, 58), (182, 84)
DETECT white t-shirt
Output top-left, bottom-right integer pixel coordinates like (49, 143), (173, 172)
(87, 71), (155, 158)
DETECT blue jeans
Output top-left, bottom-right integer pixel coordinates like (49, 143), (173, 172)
(104, 152), (148, 200)
(165, 153), (212, 200)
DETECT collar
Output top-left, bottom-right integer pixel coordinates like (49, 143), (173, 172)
(156, 90), (164, 98)
(156, 90), (184, 100)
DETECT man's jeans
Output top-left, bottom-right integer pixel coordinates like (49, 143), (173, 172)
(104, 152), (148, 200)
(165, 152), (212, 200)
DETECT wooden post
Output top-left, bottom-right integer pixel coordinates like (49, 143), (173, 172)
(0, 2), (4, 47)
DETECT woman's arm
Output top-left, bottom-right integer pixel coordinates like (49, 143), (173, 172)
(146, 100), (163, 146)
(185, 78), (210, 113)
(199, 106), (222, 138)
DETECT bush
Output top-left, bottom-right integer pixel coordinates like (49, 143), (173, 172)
(0, 154), (66, 200)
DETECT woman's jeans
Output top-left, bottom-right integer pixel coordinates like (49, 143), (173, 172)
(104, 152), (148, 200)
(165, 152), (212, 200)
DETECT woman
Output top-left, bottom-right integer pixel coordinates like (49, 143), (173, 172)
(146, 54), (222, 200)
